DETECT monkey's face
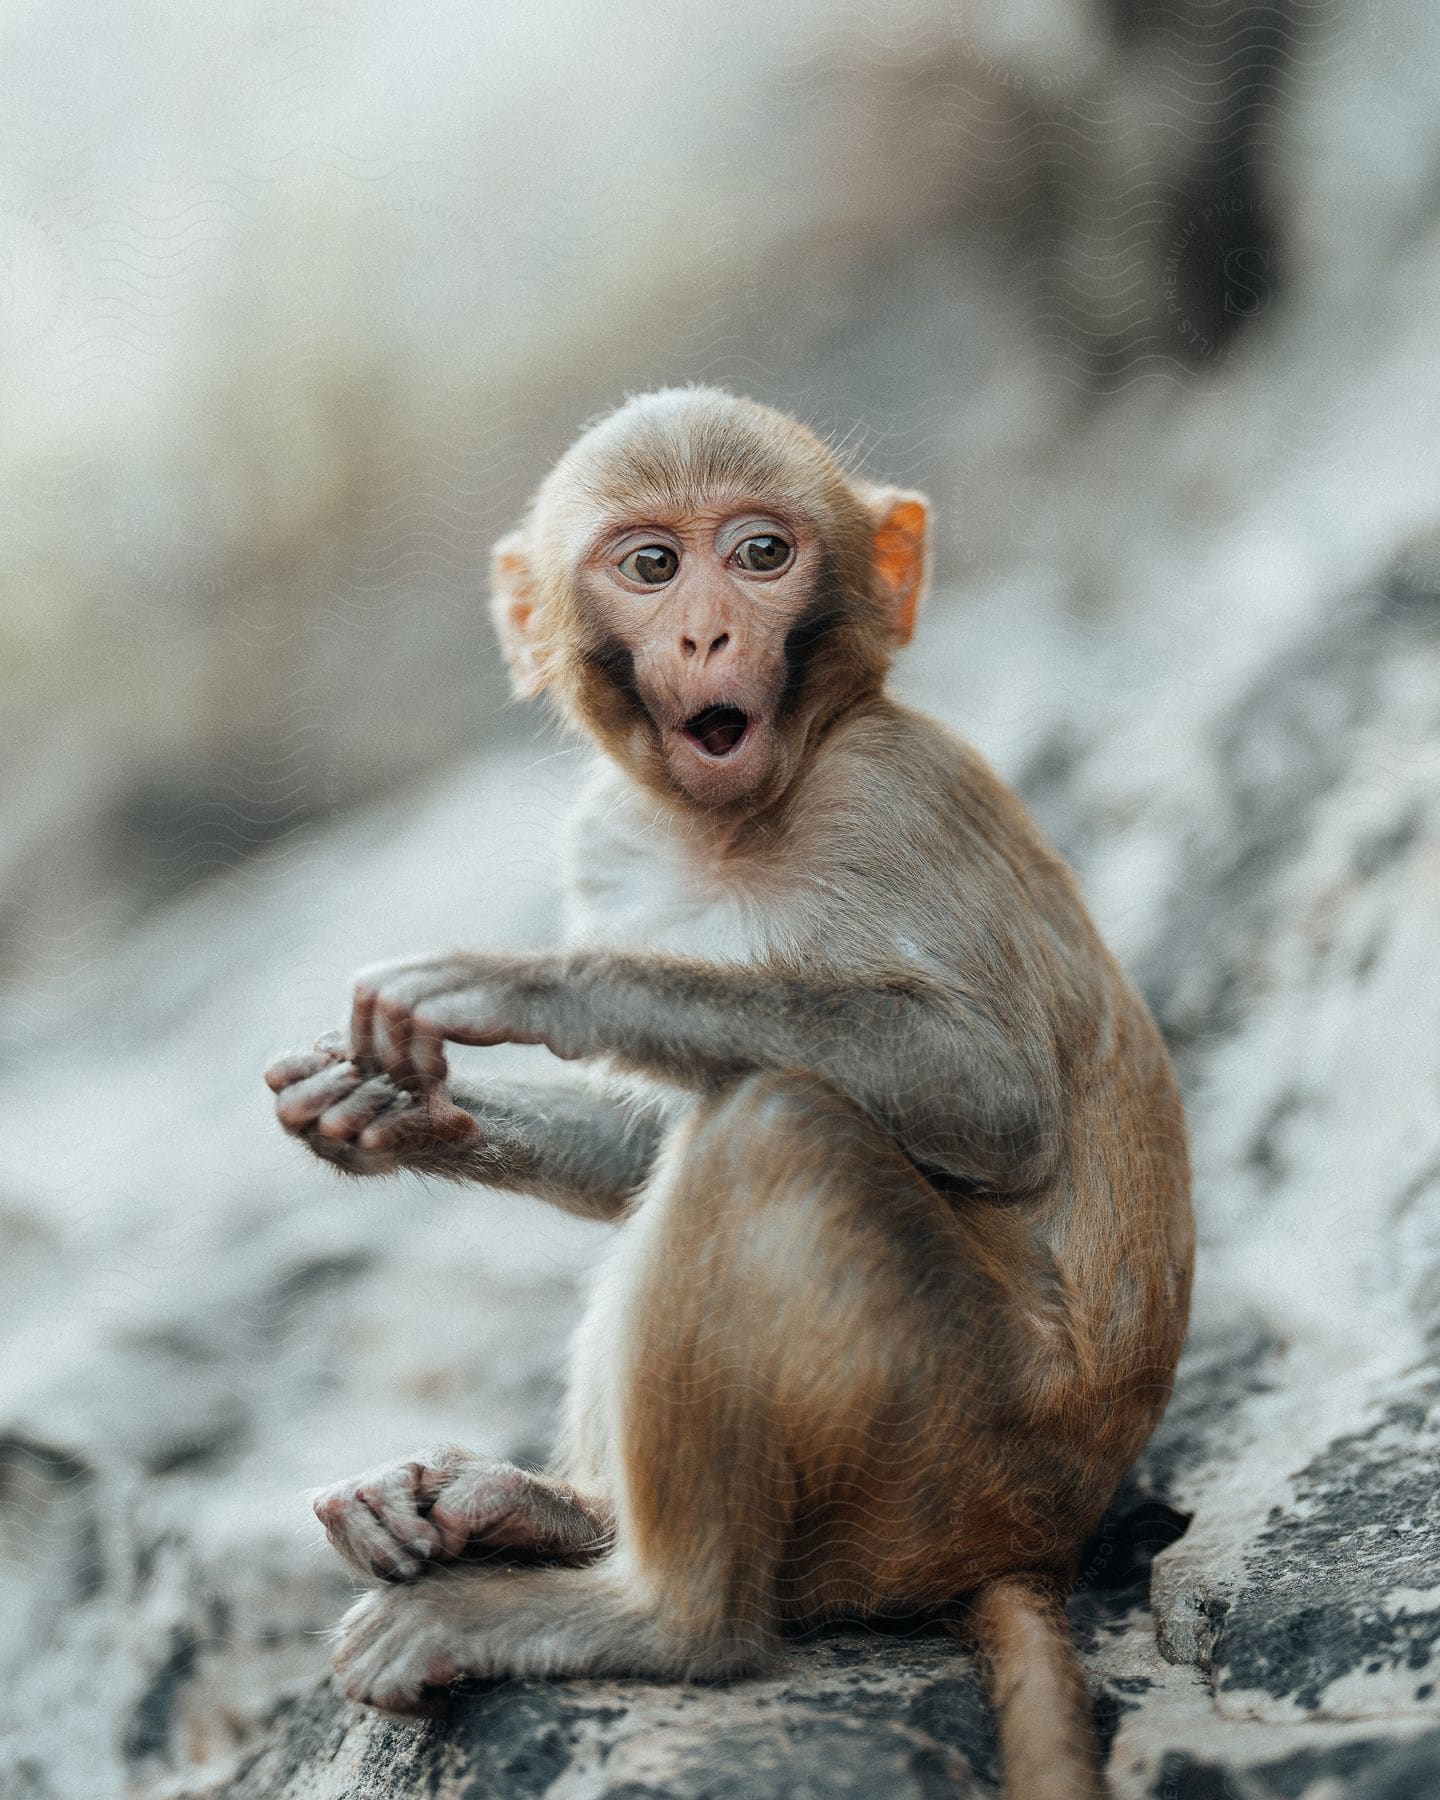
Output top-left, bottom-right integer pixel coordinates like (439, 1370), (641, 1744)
(570, 499), (826, 809)
(491, 389), (930, 816)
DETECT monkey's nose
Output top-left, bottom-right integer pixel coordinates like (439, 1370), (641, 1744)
(681, 630), (731, 664)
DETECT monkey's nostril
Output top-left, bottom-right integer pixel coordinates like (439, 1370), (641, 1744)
(682, 637), (697, 657)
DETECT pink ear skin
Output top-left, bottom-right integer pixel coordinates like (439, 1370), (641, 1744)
(869, 493), (930, 646)
(490, 532), (548, 698)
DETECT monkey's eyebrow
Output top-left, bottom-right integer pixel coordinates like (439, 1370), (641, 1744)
(579, 514), (683, 561)
(578, 494), (803, 565)
(573, 516), (667, 568)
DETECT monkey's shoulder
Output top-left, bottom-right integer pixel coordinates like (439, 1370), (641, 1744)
(791, 704), (1066, 895)
(784, 704), (1119, 985)
(810, 703), (1025, 821)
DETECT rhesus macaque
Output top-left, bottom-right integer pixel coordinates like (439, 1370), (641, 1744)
(267, 389), (1192, 1800)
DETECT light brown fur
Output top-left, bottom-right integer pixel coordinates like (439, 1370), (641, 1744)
(267, 388), (1192, 1798)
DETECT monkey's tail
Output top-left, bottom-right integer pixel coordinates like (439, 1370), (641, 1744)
(960, 1575), (1111, 1800)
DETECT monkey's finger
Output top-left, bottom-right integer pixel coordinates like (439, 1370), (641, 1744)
(313, 1029), (350, 1058)
(348, 1460), (449, 1562)
(317, 1496), (427, 1581)
(372, 999), (417, 1085)
(265, 1049), (337, 1092)
(414, 990), (517, 1048)
(377, 998), (454, 1088)
(349, 981), (379, 1066)
(275, 1062), (367, 1129)
(405, 1015), (450, 1084)
(424, 1495), (480, 1558)
(425, 1505), (474, 1558)
(357, 1491), (446, 1564)
(313, 1076), (410, 1141)
(353, 1097), (423, 1153)
(358, 1096), (480, 1155)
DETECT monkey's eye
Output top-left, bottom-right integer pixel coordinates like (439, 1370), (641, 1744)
(732, 534), (793, 574)
(619, 544), (680, 585)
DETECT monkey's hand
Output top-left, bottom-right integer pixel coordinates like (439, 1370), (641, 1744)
(312, 1448), (608, 1582)
(265, 1037), (480, 1175)
(346, 953), (575, 1085)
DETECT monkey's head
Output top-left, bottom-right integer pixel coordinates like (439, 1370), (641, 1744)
(491, 387), (929, 813)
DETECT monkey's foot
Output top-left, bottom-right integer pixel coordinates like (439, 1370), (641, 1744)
(332, 1584), (467, 1713)
(332, 1560), (665, 1706)
(313, 1450), (608, 1582)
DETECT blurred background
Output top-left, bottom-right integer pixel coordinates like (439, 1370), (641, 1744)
(3, 3), (1439, 1796)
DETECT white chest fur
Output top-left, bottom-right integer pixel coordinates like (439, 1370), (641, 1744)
(560, 762), (784, 965)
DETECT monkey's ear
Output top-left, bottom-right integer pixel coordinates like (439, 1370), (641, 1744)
(489, 531), (549, 698)
(866, 489), (931, 647)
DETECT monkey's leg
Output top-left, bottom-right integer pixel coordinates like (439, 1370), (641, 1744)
(313, 1448), (612, 1582)
(332, 1071), (1041, 1711)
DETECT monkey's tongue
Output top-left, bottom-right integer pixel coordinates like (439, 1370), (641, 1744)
(684, 704), (750, 757)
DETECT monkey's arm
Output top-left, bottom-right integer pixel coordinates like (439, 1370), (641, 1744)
(442, 1075), (661, 1217)
(267, 1049), (661, 1221)
(349, 953), (1057, 1195)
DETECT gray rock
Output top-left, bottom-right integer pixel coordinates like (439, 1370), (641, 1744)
(204, 1639), (997, 1800)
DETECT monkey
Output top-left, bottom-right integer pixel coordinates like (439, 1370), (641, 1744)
(266, 387), (1192, 1800)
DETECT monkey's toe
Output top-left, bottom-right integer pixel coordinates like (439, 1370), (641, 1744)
(333, 1587), (465, 1712)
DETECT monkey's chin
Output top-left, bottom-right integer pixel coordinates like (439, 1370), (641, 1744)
(665, 717), (773, 809)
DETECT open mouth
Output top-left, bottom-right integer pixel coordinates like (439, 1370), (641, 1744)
(681, 703), (751, 759)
